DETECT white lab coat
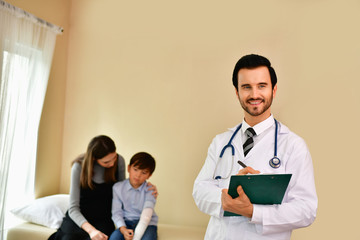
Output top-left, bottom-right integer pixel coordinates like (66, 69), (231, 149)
(193, 117), (317, 240)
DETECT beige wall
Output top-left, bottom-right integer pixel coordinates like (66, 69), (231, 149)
(7, 0), (360, 239)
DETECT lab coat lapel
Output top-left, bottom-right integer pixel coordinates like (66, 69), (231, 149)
(231, 125), (245, 159)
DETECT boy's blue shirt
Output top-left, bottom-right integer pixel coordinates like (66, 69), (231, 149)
(111, 179), (158, 229)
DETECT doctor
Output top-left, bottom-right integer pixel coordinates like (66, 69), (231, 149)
(192, 54), (317, 240)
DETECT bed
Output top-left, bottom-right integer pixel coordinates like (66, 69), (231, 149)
(6, 194), (206, 240)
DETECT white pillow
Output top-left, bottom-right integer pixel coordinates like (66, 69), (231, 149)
(10, 194), (69, 229)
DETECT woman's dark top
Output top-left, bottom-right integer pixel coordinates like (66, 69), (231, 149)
(48, 154), (125, 240)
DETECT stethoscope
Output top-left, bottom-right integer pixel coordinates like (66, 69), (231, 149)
(213, 119), (281, 180)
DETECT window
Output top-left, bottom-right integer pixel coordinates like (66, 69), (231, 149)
(2, 49), (40, 228)
(0, 3), (61, 237)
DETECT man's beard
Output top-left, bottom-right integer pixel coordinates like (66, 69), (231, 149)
(239, 93), (273, 117)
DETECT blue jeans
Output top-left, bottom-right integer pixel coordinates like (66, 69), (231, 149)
(109, 220), (157, 240)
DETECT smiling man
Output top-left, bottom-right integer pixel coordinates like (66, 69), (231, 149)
(193, 54), (318, 240)
(236, 65), (276, 126)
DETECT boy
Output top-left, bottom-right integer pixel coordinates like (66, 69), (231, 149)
(109, 152), (158, 240)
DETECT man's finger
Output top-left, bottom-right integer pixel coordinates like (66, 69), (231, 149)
(237, 166), (260, 175)
(237, 185), (244, 195)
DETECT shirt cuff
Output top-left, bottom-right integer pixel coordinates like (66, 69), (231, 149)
(250, 204), (264, 234)
(250, 204), (263, 224)
(115, 219), (126, 229)
(219, 205), (224, 218)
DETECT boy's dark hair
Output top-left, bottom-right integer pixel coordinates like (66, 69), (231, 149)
(232, 54), (277, 90)
(129, 152), (156, 174)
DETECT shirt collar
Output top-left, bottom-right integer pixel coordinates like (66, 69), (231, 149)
(241, 114), (274, 136)
(124, 179), (147, 191)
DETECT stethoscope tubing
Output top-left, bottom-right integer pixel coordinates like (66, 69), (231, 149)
(219, 123), (242, 158)
(214, 119), (280, 179)
(274, 119), (278, 157)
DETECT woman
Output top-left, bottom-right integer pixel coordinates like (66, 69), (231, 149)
(49, 135), (157, 240)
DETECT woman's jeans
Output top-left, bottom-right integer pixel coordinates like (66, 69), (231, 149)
(109, 220), (157, 240)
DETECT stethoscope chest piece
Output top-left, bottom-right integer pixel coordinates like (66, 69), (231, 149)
(269, 156), (281, 168)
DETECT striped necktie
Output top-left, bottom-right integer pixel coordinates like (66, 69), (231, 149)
(243, 128), (256, 156)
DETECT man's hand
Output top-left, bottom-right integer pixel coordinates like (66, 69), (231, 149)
(221, 166), (259, 218)
(237, 166), (260, 175)
(221, 185), (254, 218)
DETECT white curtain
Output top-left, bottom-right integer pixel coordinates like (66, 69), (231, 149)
(0, 1), (62, 238)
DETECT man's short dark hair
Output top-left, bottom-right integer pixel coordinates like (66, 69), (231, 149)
(232, 54), (277, 90)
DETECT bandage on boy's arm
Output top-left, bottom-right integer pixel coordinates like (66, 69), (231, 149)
(133, 208), (153, 240)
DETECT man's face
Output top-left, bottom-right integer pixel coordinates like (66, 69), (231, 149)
(236, 66), (277, 121)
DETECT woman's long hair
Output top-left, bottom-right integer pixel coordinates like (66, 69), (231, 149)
(73, 135), (118, 189)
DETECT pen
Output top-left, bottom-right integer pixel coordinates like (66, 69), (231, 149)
(237, 160), (247, 168)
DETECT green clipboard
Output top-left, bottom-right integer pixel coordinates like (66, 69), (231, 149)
(224, 174), (292, 217)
